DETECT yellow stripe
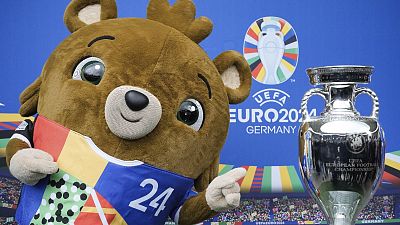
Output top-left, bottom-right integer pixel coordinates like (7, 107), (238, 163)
(110, 211), (127, 225)
(0, 148), (5, 157)
(250, 23), (261, 36)
(0, 114), (34, 122)
(279, 166), (293, 192)
(281, 22), (291, 36)
(58, 131), (108, 187)
(281, 59), (295, 72)
(80, 207), (97, 213)
(81, 207), (117, 214)
(256, 67), (266, 83)
(386, 158), (400, 170)
(218, 164), (225, 173)
(240, 166), (256, 193)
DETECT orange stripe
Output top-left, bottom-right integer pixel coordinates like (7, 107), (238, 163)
(248, 29), (259, 41)
(237, 166), (248, 185)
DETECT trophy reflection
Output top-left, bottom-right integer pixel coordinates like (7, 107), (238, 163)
(299, 66), (385, 225)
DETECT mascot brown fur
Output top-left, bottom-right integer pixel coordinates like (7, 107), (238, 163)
(6, 0), (252, 224)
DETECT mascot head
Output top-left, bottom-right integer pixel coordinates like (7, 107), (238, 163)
(19, 0), (251, 190)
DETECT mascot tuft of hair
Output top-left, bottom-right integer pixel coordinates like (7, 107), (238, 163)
(6, 0), (252, 224)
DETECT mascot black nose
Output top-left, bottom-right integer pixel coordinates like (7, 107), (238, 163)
(125, 90), (149, 111)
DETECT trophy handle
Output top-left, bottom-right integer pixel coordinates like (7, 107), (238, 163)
(301, 88), (328, 120)
(355, 87), (379, 119)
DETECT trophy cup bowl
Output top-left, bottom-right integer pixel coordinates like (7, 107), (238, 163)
(299, 66), (385, 225)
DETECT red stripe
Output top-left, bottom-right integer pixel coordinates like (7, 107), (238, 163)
(11, 122), (22, 126)
(252, 62), (263, 75)
(33, 116), (69, 161)
(248, 29), (259, 41)
(256, 168), (263, 171)
(253, 181), (262, 184)
(284, 53), (298, 60)
(279, 19), (285, 31)
(244, 47), (257, 54)
(0, 122), (17, 130)
(75, 212), (116, 225)
(84, 191), (113, 208)
(383, 172), (400, 185)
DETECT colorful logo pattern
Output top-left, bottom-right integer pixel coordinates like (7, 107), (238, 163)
(384, 150), (400, 186)
(16, 115), (195, 225)
(30, 170), (90, 225)
(218, 164), (304, 193)
(243, 17), (299, 85)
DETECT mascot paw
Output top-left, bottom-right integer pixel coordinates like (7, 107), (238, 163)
(205, 167), (246, 211)
(10, 148), (58, 185)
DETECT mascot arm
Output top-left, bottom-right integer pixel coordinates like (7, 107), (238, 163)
(6, 120), (58, 185)
(178, 168), (246, 225)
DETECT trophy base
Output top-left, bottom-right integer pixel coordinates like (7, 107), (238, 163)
(320, 190), (362, 225)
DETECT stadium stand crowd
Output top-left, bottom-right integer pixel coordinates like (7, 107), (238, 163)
(0, 177), (21, 207)
(358, 195), (395, 220)
(272, 197), (324, 222)
(214, 199), (271, 222)
(208, 195), (396, 222)
(0, 217), (17, 225)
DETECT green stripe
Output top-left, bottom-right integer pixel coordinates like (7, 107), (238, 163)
(246, 56), (260, 65)
(0, 139), (10, 148)
(284, 48), (298, 54)
(276, 67), (286, 82)
(391, 151), (400, 157)
(261, 166), (272, 193)
(218, 165), (234, 176)
(287, 166), (304, 192)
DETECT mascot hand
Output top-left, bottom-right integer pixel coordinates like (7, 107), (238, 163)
(10, 148), (58, 185)
(205, 167), (246, 212)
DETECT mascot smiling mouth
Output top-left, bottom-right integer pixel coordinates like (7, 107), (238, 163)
(105, 86), (162, 140)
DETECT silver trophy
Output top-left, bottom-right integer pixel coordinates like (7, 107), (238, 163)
(299, 66), (385, 225)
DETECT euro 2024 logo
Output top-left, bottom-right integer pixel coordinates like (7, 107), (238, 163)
(230, 17), (316, 135)
(244, 17), (298, 85)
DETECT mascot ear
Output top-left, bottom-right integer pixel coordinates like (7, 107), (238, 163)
(194, 157), (219, 192)
(64, 0), (118, 33)
(214, 50), (252, 104)
(19, 77), (42, 117)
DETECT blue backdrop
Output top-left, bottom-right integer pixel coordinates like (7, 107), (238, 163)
(1, 0), (399, 180)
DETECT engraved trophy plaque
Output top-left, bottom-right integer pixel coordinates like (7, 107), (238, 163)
(299, 66), (385, 225)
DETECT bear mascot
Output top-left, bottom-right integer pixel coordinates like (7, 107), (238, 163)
(6, 0), (252, 224)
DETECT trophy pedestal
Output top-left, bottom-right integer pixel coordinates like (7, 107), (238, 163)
(322, 191), (362, 225)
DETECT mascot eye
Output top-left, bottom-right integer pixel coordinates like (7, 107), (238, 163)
(177, 99), (204, 131)
(73, 57), (105, 85)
